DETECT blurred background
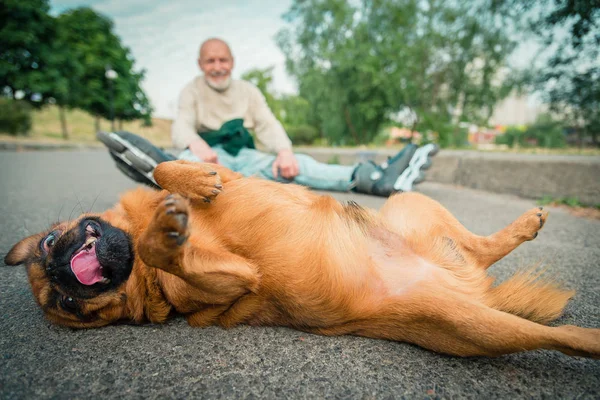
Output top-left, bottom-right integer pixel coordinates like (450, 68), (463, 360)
(1, 0), (598, 152)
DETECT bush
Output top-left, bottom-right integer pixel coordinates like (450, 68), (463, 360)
(496, 126), (524, 148)
(0, 98), (32, 136)
(417, 112), (466, 148)
(496, 115), (567, 149)
(525, 114), (566, 148)
(440, 126), (468, 148)
(285, 124), (319, 145)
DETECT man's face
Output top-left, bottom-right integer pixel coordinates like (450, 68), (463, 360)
(198, 41), (234, 91)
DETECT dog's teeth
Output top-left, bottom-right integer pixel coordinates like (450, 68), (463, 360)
(84, 237), (97, 247)
(100, 277), (110, 284)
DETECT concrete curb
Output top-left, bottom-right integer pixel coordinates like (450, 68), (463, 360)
(295, 147), (600, 206)
(0, 140), (103, 151)
(2, 140), (599, 205)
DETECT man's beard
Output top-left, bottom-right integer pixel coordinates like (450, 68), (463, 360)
(205, 73), (232, 92)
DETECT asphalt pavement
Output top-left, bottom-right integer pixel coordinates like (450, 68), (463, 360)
(1, 150), (599, 399)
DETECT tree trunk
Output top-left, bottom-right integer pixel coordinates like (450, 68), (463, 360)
(410, 109), (420, 143)
(343, 106), (360, 144)
(58, 106), (69, 140)
(430, 72), (441, 111)
(94, 116), (101, 133)
(118, 119), (123, 131)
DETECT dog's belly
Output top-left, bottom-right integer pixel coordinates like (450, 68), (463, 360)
(369, 238), (441, 297)
(249, 238), (457, 328)
(367, 231), (490, 302)
(373, 245), (438, 296)
(247, 230), (452, 327)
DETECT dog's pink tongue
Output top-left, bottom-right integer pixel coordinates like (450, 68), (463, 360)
(70, 246), (103, 285)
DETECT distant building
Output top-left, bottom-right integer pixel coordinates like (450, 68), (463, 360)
(489, 93), (545, 126)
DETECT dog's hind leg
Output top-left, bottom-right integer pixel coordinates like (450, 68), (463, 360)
(153, 160), (243, 203)
(309, 292), (600, 358)
(379, 192), (548, 269)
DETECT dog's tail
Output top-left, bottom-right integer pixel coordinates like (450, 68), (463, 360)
(485, 267), (575, 325)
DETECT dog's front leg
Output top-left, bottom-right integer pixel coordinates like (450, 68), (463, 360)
(137, 194), (259, 304)
(153, 160), (243, 203)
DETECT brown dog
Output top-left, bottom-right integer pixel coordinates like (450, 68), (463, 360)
(5, 160), (599, 358)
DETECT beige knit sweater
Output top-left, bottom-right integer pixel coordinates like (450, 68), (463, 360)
(171, 76), (292, 153)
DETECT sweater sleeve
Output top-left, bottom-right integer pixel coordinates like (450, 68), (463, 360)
(171, 84), (201, 149)
(248, 85), (293, 153)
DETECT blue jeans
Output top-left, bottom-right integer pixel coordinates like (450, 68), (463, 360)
(178, 146), (356, 192)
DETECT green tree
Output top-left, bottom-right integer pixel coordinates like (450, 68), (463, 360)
(278, 94), (320, 144)
(499, 0), (600, 147)
(277, 0), (516, 146)
(1, 3), (152, 137)
(43, 12), (86, 139)
(0, 0), (55, 105)
(54, 8), (153, 133)
(534, 0), (599, 147)
(241, 66), (320, 144)
(241, 67), (281, 118)
(279, 94), (312, 127)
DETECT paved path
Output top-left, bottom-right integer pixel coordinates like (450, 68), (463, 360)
(1, 150), (599, 399)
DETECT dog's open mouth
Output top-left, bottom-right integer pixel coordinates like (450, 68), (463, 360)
(70, 221), (110, 286)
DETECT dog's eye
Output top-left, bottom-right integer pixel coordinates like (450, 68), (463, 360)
(60, 296), (78, 312)
(41, 231), (60, 253)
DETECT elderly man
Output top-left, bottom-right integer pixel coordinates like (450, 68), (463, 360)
(99, 38), (438, 196)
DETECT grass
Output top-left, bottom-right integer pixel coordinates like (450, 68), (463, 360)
(327, 155), (341, 165)
(475, 146), (600, 156)
(537, 195), (600, 219)
(0, 105), (172, 147)
(537, 195), (584, 208)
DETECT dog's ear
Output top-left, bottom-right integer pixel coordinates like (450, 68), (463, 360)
(4, 233), (43, 266)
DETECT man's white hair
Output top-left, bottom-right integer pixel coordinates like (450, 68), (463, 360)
(199, 38), (233, 59)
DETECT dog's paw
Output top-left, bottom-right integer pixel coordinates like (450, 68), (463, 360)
(555, 325), (600, 359)
(516, 206), (549, 240)
(156, 194), (190, 246)
(187, 167), (223, 204)
(154, 161), (223, 203)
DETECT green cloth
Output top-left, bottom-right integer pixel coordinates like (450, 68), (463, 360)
(200, 119), (255, 156)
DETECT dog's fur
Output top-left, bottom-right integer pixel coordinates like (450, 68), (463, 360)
(5, 161), (599, 358)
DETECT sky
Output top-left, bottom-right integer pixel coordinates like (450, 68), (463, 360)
(50, 0), (297, 118)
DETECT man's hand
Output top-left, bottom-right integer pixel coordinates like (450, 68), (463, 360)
(272, 149), (299, 180)
(189, 139), (219, 164)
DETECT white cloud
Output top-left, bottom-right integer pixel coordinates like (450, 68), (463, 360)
(51, 0), (297, 118)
